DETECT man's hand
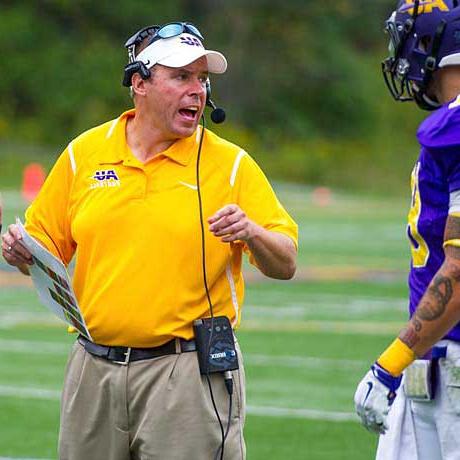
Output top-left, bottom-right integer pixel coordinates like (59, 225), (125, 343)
(208, 204), (296, 279)
(354, 363), (402, 434)
(208, 204), (259, 243)
(1, 224), (33, 273)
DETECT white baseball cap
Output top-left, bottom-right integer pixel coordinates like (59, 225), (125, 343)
(135, 33), (227, 74)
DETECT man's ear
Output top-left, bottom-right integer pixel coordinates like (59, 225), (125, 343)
(131, 72), (150, 97)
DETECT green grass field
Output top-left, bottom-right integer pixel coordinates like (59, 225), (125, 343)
(0, 185), (411, 459)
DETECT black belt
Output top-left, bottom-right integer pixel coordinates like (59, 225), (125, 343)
(432, 345), (447, 359)
(78, 335), (196, 365)
(423, 345), (448, 360)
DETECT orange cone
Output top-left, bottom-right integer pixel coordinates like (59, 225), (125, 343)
(22, 163), (46, 203)
(312, 186), (333, 207)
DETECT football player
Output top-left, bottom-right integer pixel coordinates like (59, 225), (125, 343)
(354, 1), (460, 459)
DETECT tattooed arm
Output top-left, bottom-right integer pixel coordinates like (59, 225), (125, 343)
(400, 215), (460, 357)
(354, 215), (460, 434)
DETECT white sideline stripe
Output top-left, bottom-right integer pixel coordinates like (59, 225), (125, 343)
(0, 191), (26, 209)
(241, 319), (403, 335)
(0, 314), (402, 335)
(0, 312), (60, 328)
(245, 298), (407, 316)
(0, 311), (402, 335)
(0, 339), (70, 354)
(230, 150), (246, 187)
(0, 385), (60, 400)
(0, 457), (52, 460)
(0, 385), (356, 422)
(245, 353), (364, 369)
(246, 405), (358, 422)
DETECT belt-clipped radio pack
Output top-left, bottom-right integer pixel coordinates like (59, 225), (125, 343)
(193, 316), (239, 375)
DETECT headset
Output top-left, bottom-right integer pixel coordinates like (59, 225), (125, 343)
(122, 25), (226, 123)
(122, 24), (156, 87)
(123, 25), (230, 460)
(122, 61), (150, 87)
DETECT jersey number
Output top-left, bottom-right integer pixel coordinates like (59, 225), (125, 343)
(407, 162), (430, 268)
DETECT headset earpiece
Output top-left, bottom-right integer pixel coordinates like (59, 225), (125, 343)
(122, 61), (151, 87)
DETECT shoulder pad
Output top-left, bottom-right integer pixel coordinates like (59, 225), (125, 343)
(417, 96), (460, 151)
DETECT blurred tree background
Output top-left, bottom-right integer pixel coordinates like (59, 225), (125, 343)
(0, 0), (424, 193)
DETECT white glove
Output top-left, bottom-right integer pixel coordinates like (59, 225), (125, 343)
(354, 363), (402, 434)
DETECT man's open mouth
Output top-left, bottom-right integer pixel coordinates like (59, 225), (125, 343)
(179, 106), (199, 121)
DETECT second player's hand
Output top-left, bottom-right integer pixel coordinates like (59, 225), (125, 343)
(208, 204), (259, 243)
(354, 363), (402, 434)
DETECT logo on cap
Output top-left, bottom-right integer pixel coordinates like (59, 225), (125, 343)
(180, 36), (202, 47)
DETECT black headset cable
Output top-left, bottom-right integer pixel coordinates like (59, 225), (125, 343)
(196, 115), (227, 459)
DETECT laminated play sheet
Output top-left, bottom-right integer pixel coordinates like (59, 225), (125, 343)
(16, 218), (92, 340)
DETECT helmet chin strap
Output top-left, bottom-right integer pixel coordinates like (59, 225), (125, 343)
(413, 19), (448, 110)
(420, 93), (441, 110)
(413, 83), (441, 110)
(423, 20), (448, 85)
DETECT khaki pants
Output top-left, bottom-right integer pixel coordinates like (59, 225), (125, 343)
(58, 340), (246, 460)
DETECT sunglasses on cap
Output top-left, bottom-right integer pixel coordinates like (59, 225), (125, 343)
(124, 22), (204, 50)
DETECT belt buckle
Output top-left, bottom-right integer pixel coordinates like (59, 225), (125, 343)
(113, 347), (132, 365)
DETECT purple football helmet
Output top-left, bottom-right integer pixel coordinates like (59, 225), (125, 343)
(383, 0), (460, 110)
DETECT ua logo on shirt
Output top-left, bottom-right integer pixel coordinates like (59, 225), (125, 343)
(90, 169), (121, 189)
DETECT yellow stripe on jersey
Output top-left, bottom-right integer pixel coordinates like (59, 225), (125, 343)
(408, 162), (430, 267)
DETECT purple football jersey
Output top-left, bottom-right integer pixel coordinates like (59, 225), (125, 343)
(409, 98), (460, 342)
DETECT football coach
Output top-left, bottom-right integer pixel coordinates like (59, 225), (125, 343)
(1, 21), (298, 460)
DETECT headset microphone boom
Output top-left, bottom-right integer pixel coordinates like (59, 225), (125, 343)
(206, 97), (226, 124)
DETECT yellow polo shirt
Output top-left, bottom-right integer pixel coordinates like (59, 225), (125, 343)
(25, 109), (298, 347)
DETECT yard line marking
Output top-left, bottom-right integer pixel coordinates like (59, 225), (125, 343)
(245, 298), (407, 316)
(0, 304), (37, 311)
(0, 191), (29, 209)
(0, 311), (403, 335)
(245, 353), (365, 369)
(0, 339), (70, 354)
(0, 385), (358, 422)
(0, 385), (60, 400)
(0, 339), (363, 369)
(0, 312), (61, 328)
(0, 457), (53, 460)
(247, 406), (358, 422)
(241, 319), (404, 335)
